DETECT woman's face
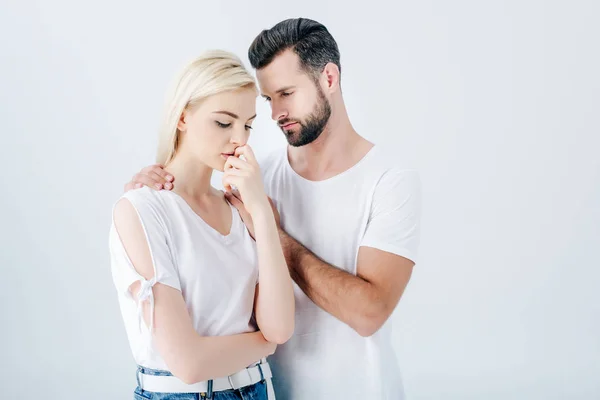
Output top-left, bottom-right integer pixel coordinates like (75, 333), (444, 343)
(177, 86), (257, 171)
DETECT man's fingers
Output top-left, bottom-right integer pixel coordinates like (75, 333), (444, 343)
(133, 173), (163, 190)
(224, 192), (243, 209)
(225, 191), (254, 239)
(141, 164), (173, 181)
(232, 189), (243, 202)
(147, 170), (169, 189)
(152, 165), (174, 182)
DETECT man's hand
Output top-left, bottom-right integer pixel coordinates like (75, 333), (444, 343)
(124, 164), (174, 192)
(226, 191), (280, 239)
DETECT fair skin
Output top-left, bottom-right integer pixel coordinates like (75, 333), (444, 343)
(115, 86), (294, 384)
(126, 49), (414, 338)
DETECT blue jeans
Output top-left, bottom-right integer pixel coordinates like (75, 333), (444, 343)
(134, 365), (269, 400)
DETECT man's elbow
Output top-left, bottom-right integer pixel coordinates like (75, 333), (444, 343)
(354, 319), (382, 338)
(352, 308), (389, 338)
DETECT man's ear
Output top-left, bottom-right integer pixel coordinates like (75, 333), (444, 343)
(322, 62), (340, 93)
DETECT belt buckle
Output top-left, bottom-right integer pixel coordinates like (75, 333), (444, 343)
(228, 368), (253, 390)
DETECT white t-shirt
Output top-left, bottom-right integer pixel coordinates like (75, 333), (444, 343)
(109, 187), (260, 370)
(260, 145), (421, 400)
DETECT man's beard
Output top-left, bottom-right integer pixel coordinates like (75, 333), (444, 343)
(279, 88), (331, 147)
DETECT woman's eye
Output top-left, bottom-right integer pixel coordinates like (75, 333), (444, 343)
(281, 92), (292, 97)
(216, 121), (231, 128)
(245, 125), (253, 131)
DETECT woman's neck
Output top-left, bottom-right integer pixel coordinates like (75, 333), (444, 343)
(164, 153), (217, 200)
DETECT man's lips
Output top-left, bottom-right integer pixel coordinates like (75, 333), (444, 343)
(281, 122), (298, 129)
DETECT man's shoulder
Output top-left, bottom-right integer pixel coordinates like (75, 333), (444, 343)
(359, 146), (420, 200)
(364, 145), (419, 180)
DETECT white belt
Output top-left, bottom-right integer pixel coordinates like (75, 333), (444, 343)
(138, 361), (272, 394)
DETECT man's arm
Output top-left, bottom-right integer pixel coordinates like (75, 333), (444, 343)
(280, 229), (414, 337)
(281, 168), (420, 337)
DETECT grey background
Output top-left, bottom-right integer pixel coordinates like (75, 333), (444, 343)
(1, 0), (598, 399)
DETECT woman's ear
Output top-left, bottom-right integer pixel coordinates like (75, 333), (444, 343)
(177, 110), (187, 132)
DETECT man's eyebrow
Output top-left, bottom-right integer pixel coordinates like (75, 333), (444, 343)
(276, 86), (295, 93)
(262, 86), (296, 98)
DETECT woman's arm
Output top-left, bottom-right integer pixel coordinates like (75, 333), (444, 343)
(222, 145), (295, 344)
(251, 207), (295, 344)
(135, 282), (275, 384)
(114, 199), (275, 385)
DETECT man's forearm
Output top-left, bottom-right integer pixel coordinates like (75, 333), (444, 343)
(278, 229), (385, 336)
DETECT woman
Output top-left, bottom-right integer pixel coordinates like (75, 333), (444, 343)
(109, 50), (294, 400)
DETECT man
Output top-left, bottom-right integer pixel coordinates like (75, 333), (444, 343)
(126, 18), (421, 400)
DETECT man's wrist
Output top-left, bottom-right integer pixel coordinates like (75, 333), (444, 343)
(279, 229), (310, 275)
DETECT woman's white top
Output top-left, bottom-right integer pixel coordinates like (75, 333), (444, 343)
(109, 187), (259, 370)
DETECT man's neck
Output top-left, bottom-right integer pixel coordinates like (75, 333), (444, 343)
(288, 111), (373, 181)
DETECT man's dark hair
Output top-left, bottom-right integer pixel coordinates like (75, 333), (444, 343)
(248, 18), (341, 81)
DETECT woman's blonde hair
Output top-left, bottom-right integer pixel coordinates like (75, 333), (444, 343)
(156, 50), (256, 165)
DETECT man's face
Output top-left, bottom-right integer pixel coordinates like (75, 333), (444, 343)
(257, 49), (331, 147)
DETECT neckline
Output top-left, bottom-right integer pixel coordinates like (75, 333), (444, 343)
(164, 190), (237, 240)
(284, 145), (377, 185)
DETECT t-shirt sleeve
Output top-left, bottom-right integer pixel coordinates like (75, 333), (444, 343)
(360, 169), (422, 264)
(109, 191), (181, 299)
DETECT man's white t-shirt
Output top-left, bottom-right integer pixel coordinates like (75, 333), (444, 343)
(260, 145), (421, 400)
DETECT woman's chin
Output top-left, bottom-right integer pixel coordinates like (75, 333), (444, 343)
(214, 162), (226, 173)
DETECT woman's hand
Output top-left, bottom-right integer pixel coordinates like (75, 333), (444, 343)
(222, 145), (270, 218)
(224, 144), (294, 344)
